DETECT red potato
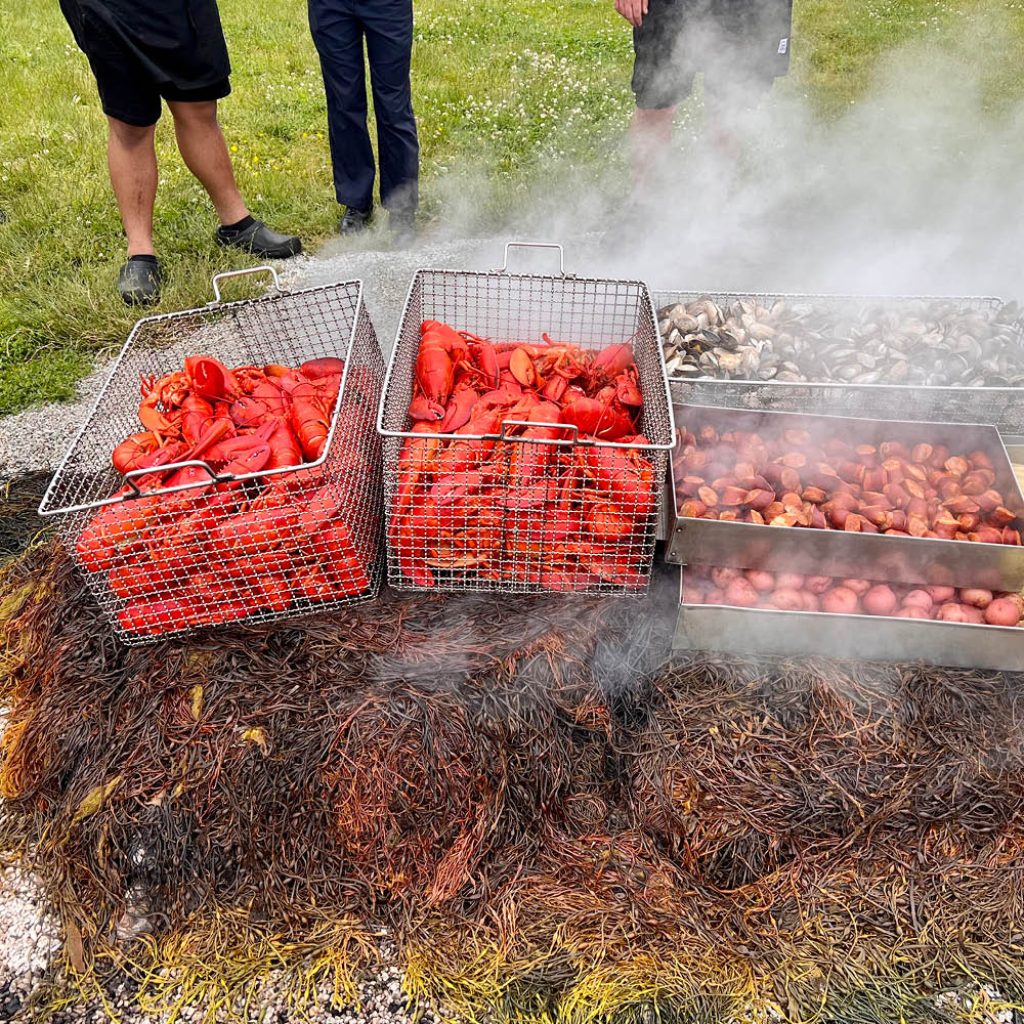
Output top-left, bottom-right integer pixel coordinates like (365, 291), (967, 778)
(896, 607), (931, 619)
(862, 584), (898, 616)
(725, 578), (761, 608)
(744, 569), (776, 593)
(775, 572), (805, 590)
(959, 588), (993, 609)
(937, 603), (969, 622)
(926, 585), (956, 603)
(937, 602), (985, 624)
(767, 588), (805, 611)
(984, 597), (1023, 627)
(800, 591), (821, 612)
(822, 586), (860, 615)
(998, 593), (1024, 615)
(710, 567), (742, 589)
(804, 576), (833, 595)
(842, 578), (872, 596)
(704, 588), (725, 605)
(902, 590), (934, 614)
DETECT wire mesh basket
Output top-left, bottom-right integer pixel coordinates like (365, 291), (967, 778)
(377, 243), (676, 595)
(39, 268), (386, 645)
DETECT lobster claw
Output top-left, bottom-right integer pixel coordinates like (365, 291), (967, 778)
(408, 395), (446, 422)
(221, 442), (273, 477)
(185, 356), (239, 400)
(439, 387), (479, 432)
(230, 395), (270, 428)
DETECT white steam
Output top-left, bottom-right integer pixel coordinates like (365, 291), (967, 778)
(423, 6), (1024, 301)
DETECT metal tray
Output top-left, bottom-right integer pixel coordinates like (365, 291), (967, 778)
(666, 404), (1024, 592)
(654, 292), (1024, 433)
(673, 569), (1024, 671)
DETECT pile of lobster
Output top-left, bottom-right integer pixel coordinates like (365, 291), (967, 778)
(77, 355), (376, 636)
(389, 320), (658, 590)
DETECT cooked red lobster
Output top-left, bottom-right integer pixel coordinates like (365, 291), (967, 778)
(390, 322), (657, 590)
(78, 354), (377, 637)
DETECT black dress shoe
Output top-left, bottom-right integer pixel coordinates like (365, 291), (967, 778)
(118, 258), (162, 306)
(216, 219), (302, 259)
(390, 210), (417, 248)
(339, 206), (373, 235)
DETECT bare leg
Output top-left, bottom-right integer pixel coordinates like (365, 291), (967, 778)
(107, 117), (158, 256)
(630, 105), (676, 189)
(167, 100), (249, 226)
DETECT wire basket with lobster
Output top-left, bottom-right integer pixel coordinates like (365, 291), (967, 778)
(377, 243), (676, 595)
(39, 268), (386, 644)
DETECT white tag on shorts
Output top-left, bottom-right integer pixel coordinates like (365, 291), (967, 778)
(778, 37), (789, 54)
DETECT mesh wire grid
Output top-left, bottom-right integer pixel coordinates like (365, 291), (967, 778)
(378, 264), (676, 595)
(39, 276), (386, 645)
(654, 291), (1024, 431)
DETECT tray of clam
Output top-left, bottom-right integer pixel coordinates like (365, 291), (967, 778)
(655, 293), (1024, 432)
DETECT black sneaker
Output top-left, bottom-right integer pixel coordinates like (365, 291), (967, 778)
(216, 219), (302, 259)
(339, 206), (373, 235)
(118, 257), (162, 306)
(390, 210), (417, 248)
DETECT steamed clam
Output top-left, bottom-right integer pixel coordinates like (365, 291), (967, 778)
(658, 296), (1024, 388)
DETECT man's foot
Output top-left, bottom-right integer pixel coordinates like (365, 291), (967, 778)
(118, 256), (162, 306)
(390, 210), (417, 248)
(216, 217), (302, 259)
(339, 206), (373, 235)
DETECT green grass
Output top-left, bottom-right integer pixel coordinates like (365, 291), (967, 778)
(1, 0), (1022, 414)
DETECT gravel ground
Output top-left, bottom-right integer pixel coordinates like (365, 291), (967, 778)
(0, 859), (430, 1024)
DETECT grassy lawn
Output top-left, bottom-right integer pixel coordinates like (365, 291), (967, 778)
(0, 0), (1022, 415)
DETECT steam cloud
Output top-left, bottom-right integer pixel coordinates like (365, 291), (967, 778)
(419, 6), (1023, 301)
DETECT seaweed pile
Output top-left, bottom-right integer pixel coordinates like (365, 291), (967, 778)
(1, 488), (1024, 1023)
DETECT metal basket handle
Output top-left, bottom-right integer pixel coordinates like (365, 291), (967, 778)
(210, 265), (283, 305)
(498, 419), (580, 445)
(499, 242), (565, 276)
(122, 460), (221, 498)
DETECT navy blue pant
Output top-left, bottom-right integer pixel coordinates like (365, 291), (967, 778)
(309, 0), (419, 213)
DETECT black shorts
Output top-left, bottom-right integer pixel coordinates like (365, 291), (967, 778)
(632, 0), (793, 110)
(60, 0), (232, 127)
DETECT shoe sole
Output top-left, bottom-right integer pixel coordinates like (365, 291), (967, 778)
(120, 291), (160, 307)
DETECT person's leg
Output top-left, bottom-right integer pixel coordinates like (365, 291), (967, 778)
(362, 0), (419, 216)
(106, 117), (158, 256)
(630, 106), (677, 187)
(166, 99), (249, 226)
(308, 0), (376, 216)
(628, 0), (692, 190)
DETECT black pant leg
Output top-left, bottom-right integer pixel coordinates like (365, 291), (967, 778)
(308, 0), (376, 209)
(360, 0), (419, 212)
